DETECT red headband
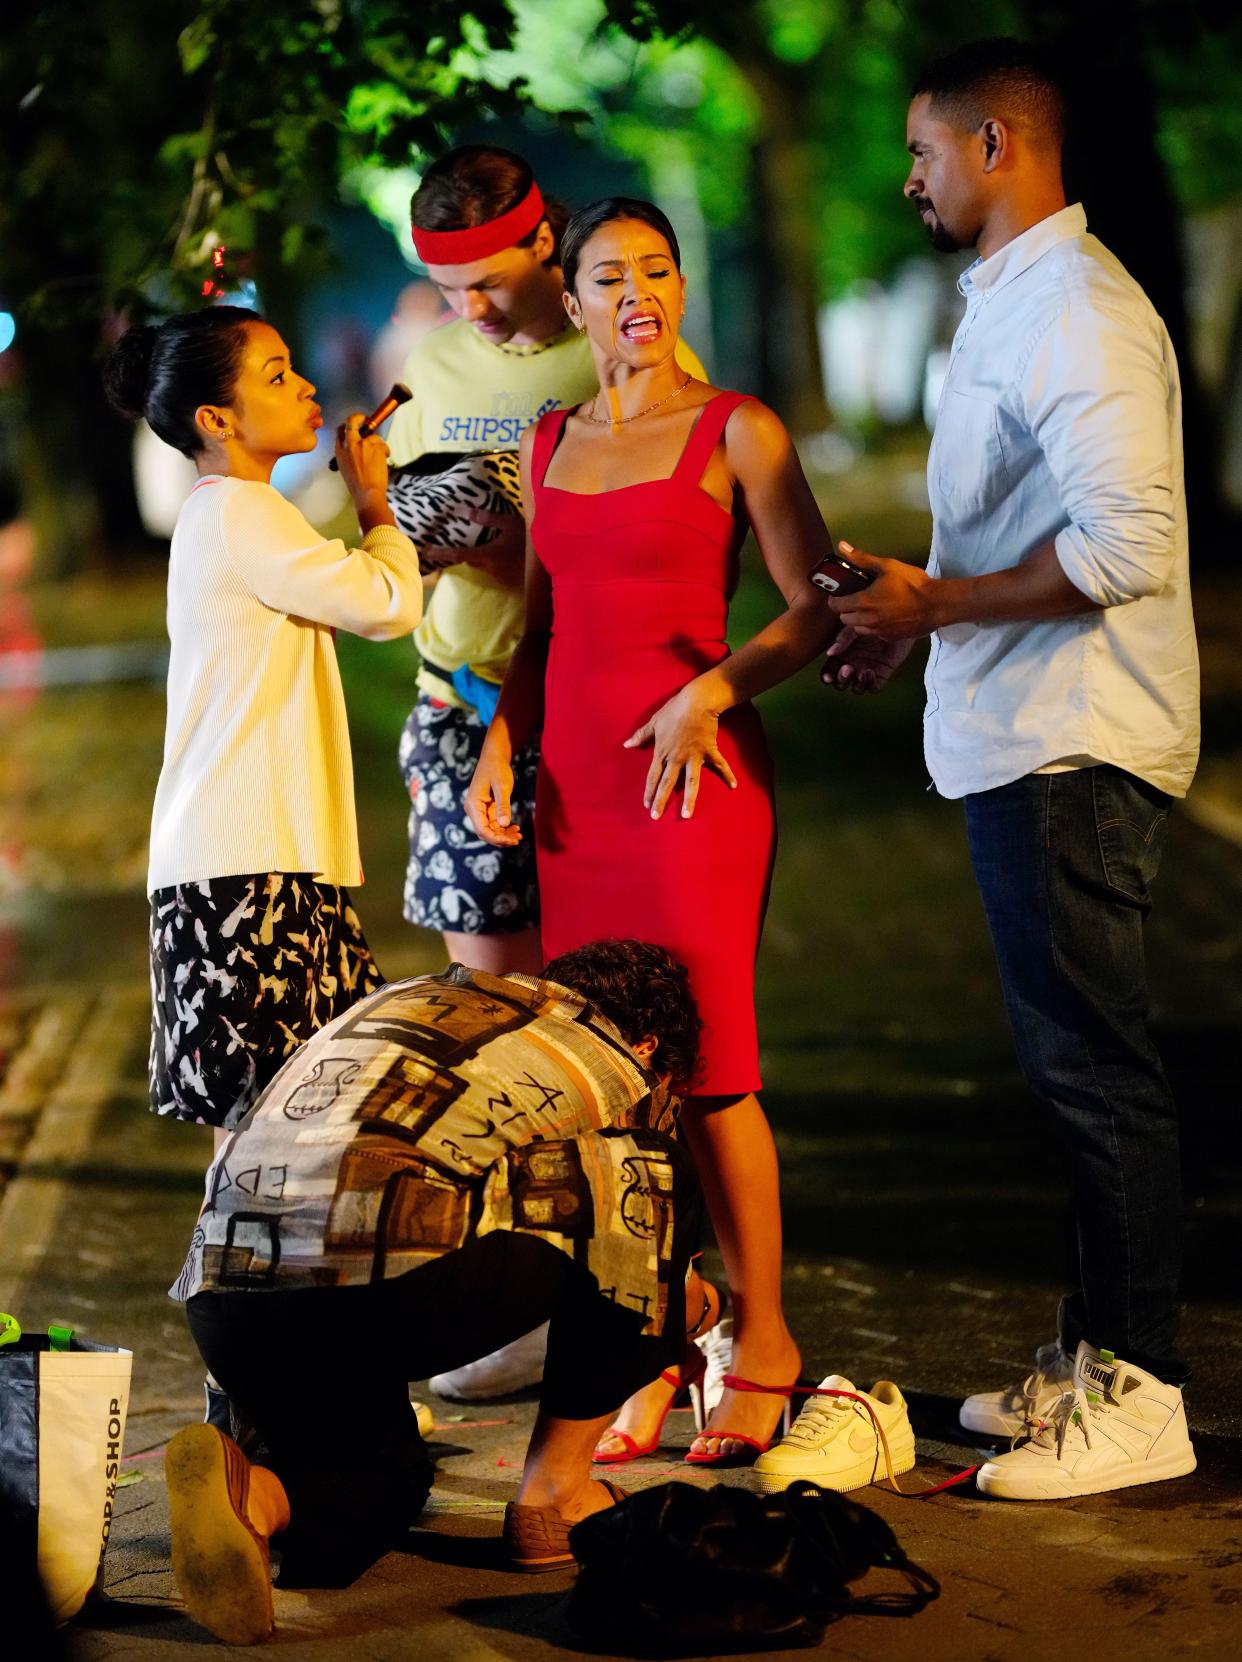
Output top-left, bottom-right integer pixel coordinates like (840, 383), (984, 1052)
(411, 181), (547, 266)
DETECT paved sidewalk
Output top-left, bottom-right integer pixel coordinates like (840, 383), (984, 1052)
(2, 828), (1239, 1660)
(3, 555), (1240, 1658)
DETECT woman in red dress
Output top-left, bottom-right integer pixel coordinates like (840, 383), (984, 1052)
(466, 199), (841, 1463)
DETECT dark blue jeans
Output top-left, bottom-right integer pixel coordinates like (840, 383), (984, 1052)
(964, 765), (1187, 1384)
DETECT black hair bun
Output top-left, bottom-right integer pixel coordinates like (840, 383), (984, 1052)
(102, 324), (158, 420)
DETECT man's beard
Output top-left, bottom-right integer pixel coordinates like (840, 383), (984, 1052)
(913, 198), (960, 253)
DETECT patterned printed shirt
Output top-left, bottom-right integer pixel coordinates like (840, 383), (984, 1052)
(170, 967), (682, 1335)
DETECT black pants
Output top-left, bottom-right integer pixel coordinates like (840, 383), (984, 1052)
(187, 1195), (695, 1580)
(964, 766), (1187, 1381)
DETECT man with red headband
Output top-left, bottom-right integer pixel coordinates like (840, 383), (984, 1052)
(385, 146), (704, 1401)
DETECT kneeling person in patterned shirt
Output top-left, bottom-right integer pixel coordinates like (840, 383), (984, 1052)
(163, 939), (708, 1645)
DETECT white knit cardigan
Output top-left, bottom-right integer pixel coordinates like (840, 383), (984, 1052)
(147, 475), (422, 894)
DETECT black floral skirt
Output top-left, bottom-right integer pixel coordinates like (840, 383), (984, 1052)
(148, 873), (382, 1129)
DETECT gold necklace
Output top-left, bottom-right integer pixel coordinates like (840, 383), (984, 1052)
(587, 376), (692, 426)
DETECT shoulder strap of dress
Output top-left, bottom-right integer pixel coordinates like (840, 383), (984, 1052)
(673, 390), (753, 486)
(530, 406), (572, 491)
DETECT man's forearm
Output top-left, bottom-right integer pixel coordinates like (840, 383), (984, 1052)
(933, 540), (1100, 628)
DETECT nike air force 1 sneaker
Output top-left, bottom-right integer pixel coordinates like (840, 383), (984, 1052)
(753, 1374), (917, 1494)
(960, 1340), (1075, 1439)
(976, 1341), (1196, 1501)
(429, 1322), (548, 1401)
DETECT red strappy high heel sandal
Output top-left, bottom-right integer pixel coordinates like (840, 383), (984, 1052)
(683, 1371), (797, 1467)
(593, 1346), (708, 1465)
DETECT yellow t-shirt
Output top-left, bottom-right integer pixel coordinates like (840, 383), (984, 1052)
(387, 318), (706, 705)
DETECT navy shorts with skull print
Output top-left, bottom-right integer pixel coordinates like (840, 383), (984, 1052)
(398, 696), (540, 936)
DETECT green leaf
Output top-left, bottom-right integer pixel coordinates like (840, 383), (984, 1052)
(177, 15), (216, 75)
(281, 222), (305, 264)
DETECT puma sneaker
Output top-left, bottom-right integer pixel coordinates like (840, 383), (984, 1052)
(976, 1342), (1197, 1501)
(429, 1323), (548, 1401)
(960, 1340), (1074, 1439)
(752, 1375), (917, 1494)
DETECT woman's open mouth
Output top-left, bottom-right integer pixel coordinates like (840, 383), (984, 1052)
(620, 313), (662, 344)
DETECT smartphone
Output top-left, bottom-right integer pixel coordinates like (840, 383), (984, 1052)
(809, 551), (876, 597)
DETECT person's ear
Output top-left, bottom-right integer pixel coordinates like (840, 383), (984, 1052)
(195, 405), (235, 445)
(679, 271), (687, 318)
(532, 220), (557, 265)
(563, 289), (584, 332)
(630, 1034), (659, 1064)
(980, 118), (1008, 173)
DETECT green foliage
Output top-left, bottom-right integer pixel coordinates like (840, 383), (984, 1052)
(4, 0), (1240, 337)
(0, 0), (534, 323)
(506, 0), (1242, 300)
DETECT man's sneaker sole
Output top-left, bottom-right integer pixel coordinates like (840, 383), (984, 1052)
(166, 1425), (273, 1644)
(754, 1431), (917, 1495)
(977, 1444), (1197, 1501)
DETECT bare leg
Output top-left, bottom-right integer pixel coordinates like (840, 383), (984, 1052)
(594, 1274), (719, 1458)
(443, 926), (544, 976)
(680, 1094), (800, 1457)
(519, 1410), (626, 1522)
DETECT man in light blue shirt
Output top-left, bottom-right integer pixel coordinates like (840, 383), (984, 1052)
(823, 39), (1200, 1503)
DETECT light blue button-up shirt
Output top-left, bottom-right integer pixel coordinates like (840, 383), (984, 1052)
(924, 203), (1199, 799)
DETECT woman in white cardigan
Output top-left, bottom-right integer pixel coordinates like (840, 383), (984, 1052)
(105, 306), (423, 1148)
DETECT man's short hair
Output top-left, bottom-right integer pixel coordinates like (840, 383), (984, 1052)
(410, 144), (568, 265)
(913, 37), (1066, 152)
(541, 939), (703, 1093)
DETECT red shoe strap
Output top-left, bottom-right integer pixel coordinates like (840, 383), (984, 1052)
(721, 1372), (796, 1397)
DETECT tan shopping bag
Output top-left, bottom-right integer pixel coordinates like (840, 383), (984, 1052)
(0, 1326), (132, 1622)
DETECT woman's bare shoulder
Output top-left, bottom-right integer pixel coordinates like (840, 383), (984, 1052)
(720, 395), (792, 463)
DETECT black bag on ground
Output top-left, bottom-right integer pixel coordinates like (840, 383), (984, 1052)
(567, 1479), (939, 1655)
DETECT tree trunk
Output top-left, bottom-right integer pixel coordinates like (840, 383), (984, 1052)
(1027, 0), (1228, 550)
(736, 62), (831, 434)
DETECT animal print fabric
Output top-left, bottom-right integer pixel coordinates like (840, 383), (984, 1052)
(398, 697), (540, 935)
(388, 450), (523, 574)
(149, 874), (382, 1130)
(170, 966), (681, 1337)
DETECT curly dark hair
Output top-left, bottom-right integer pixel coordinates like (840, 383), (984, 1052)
(541, 938), (703, 1093)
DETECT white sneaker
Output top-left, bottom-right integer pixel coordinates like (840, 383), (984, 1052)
(960, 1340), (1074, 1439)
(695, 1315), (733, 1418)
(752, 1375), (916, 1494)
(976, 1342), (1197, 1501)
(429, 1323), (548, 1401)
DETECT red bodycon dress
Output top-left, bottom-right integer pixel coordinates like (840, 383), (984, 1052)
(530, 390), (776, 1096)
